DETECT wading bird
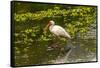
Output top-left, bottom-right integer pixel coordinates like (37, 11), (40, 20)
(44, 20), (71, 39)
(44, 20), (73, 61)
(44, 20), (73, 57)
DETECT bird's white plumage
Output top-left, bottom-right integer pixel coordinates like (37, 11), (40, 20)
(47, 20), (71, 39)
(49, 25), (71, 39)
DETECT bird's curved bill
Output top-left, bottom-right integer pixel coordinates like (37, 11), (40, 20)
(43, 23), (50, 34)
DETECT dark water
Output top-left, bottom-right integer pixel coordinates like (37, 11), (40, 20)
(14, 38), (97, 66)
(42, 39), (96, 64)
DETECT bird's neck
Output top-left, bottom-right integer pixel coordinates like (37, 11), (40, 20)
(49, 25), (54, 31)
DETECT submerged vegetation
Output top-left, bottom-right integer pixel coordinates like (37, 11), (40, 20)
(12, 1), (97, 66)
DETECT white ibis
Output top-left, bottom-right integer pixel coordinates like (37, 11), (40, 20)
(44, 20), (73, 55)
(44, 20), (73, 54)
(44, 20), (71, 39)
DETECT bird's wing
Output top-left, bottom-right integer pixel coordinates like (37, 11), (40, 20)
(52, 25), (71, 39)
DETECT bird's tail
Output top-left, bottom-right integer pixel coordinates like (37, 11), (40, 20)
(64, 31), (71, 39)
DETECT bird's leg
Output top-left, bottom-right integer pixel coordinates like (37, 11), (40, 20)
(55, 36), (61, 45)
(48, 34), (61, 50)
(52, 34), (58, 43)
